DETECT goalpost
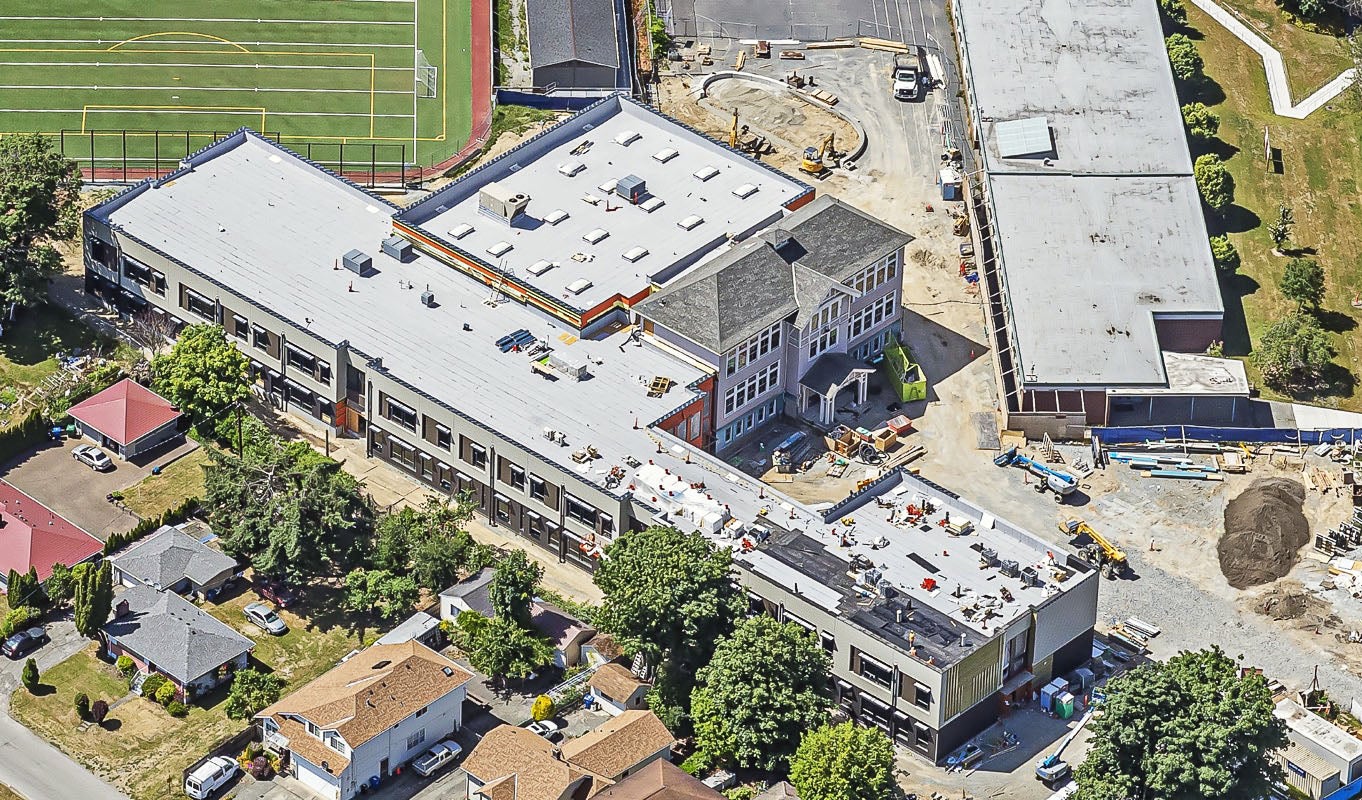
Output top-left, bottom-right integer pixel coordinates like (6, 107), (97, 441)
(416, 49), (438, 98)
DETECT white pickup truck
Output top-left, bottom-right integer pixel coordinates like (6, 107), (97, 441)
(892, 47), (927, 101)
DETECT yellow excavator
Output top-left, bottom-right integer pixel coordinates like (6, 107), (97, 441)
(728, 108), (769, 156)
(1058, 518), (1128, 579)
(800, 132), (836, 177)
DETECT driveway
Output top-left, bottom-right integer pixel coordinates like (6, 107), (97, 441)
(235, 767), (468, 800)
(0, 437), (198, 540)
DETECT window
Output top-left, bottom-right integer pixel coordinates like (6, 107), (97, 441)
(723, 363), (779, 415)
(469, 443), (487, 468)
(415, 706), (428, 718)
(231, 315), (248, 341)
(724, 322), (782, 376)
(529, 474), (548, 502)
(184, 288), (216, 321)
(815, 298), (842, 329)
(389, 437), (418, 472)
(808, 326), (838, 359)
(384, 397), (418, 431)
(850, 291), (898, 338)
(495, 494), (511, 523)
(306, 721), (320, 737)
(914, 683), (932, 709)
(286, 344), (317, 374)
(406, 729), (426, 750)
(854, 649), (893, 689)
(508, 463), (526, 491)
(435, 424), (452, 451)
(564, 494), (596, 526)
(852, 252), (899, 294)
(252, 325), (270, 351)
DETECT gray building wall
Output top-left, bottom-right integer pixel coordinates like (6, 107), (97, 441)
(532, 61), (617, 91)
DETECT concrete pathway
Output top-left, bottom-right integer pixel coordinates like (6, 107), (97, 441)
(1188, 0), (1355, 119)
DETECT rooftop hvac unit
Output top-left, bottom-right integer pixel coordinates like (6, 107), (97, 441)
(979, 547), (998, 567)
(548, 353), (588, 380)
(862, 567), (883, 587)
(616, 174), (646, 204)
(420, 290), (436, 307)
(342, 249), (374, 277)
(558, 161), (586, 177)
(381, 235), (413, 262)
(999, 559), (1020, 578)
(1020, 566), (1040, 587)
(478, 181), (530, 224)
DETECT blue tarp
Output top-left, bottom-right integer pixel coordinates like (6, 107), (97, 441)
(1093, 426), (1362, 446)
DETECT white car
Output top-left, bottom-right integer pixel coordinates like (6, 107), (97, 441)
(526, 719), (562, 737)
(244, 602), (289, 636)
(184, 755), (238, 799)
(72, 444), (113, 471)
(412, 740), (463, 777)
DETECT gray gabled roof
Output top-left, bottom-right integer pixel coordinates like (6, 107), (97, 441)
(527, 0), (620, 71)
(108, 525), (237, 589)
(438, 567), (496, 617)
(799, 353), (874, 395)
(636, 196), (912, 353)
(104, 584), (254, 684)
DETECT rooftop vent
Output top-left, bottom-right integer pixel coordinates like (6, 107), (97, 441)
(342, 249), (375, 277)
(479, 181), (530, 224)
(442, 666), (455, 677)
(558, 161), (586, 177)
(448, 223), (475, 240)
(566, 278), (594, 296)
(421, 289), (436, 307)
(616, 174), (646, 204)
(487, 241), (513, 257)
(527, 259), (556, 276)
(694, 165), (720, 182)
(653, 147), (679, 163)
(372, 660), (392, 670)
(622, 246), (649, 263)
(381, 236), (413, 262)
(732, 183), (759, 199)
(599, 178), (619, 194)
(639, 196), (664, 213)
(614, 130), (641, 146)
(544, 209), (569, 225)
(583, 228), (609, 245)
(678, 214), (704, 231)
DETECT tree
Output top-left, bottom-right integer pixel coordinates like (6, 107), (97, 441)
(6, 567), (43, 609)
(45, 562), (74, 606)
(21, 658), (38, 692)
(0, 134), (82, 307)
(1253, 313), (1336, 391)
(344, 569), (419, 622)
(374, 499), (483, 591)
(1165, 34), (1204, 84)
(1159, 0), (1188, 24)
(225, 669), (286, 720)
(1277, 0), (1328, 20)
(531, 695), (555, 722)
(690, 616), (832, 771)
(1209, 235), (1240, 274)
(1181, 102), (1219, 140)
(1267, 205), (1295, 251)
(127, 308), (180, 353)
(90, 699), (109, 724)
(207, 426), (372, 581)
(490, 550), (542, 628)
(789, 723), (895, 800)
(1194, 154), (1233, 211)
(454, 612), (554, 683)
(1280, 257), (1326, 309)
(1, 606), (38, 639)
(1075, 647), (1286, 800)
(73, 561), (112, 637)
(151, 324), (249, 423)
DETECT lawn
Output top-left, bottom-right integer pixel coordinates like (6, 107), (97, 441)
(1183, 3), (1362, 408)
(119, 448), (211, 519)
(1217, 0), (1353, 98)
(0, 0), (476, 170)
(0, 785), (25, 800)
(0, 305), (110, 423)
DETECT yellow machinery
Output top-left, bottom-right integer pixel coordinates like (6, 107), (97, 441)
(1058, 518), (1128, 579)
(729, 107), (740, 148)
(728, 108), (769, 155)
(800, 133), (836, 177)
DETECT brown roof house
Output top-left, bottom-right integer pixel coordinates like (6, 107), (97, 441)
(465, 711), (676, 800)
(588, 664), (650, 715)
(592, 760), (724, 800)
(532, 601), (596, 669)
(258, 641), (472, 800)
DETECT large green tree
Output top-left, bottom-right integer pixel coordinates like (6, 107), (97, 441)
(454, 611), (553, 683)
(1280, 257), (1326, 310)
(206, 425), (372, 581)
(1076, 647), (1286, 800)
(373, 498), (488, 591)
(690, 616), (832, 771)
(1253, 313), (1336, 391)
(1165, 34), (1204, 84)
(1193, 154), (1233, 211)
(0, 134), (82, 307)
(490, 549), (542, 628)
(152, 323), (250, 422)
(224, 668), (286, 720)
(73, 561), (112, 637)
(789, 723), (895, 800)
(344, 568), (419, 621)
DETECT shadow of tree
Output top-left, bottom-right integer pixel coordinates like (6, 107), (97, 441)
(1316, 308), (1358, 334)
(1218, 271), (1261, 357)
(1217, 203), (1263, 234)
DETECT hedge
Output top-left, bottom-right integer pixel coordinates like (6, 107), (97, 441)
(104, 495), (201, 555)
(1, 606), (40, 638)
(0, 410), (49, 465)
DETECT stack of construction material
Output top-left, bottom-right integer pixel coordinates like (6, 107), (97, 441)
(1109, 451), (1222, 481)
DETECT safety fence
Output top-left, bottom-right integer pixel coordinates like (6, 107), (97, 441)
(1093, 425), (1362, 446)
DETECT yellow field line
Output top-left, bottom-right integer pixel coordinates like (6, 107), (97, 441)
(107, 32), (249, 52)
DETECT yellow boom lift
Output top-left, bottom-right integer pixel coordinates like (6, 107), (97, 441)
(1058, 518), (1128, 579)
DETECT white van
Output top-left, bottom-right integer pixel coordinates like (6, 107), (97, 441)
(184, 756), (239, 799)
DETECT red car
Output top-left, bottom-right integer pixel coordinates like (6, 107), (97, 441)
(254, 579), (298, 608)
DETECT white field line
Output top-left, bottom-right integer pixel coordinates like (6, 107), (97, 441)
(14, 108), (415, 118)
(0, 60), (415, 71)
(0, 39), (416, 48)
(1188, 0), (1356, 119)
(1, 84), (411, 94)
(0, 16), (413, 25)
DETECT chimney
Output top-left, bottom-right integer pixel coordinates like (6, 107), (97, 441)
(115, 599), (130, 618)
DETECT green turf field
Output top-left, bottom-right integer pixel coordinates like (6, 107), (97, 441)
(0, 0), (473, 174)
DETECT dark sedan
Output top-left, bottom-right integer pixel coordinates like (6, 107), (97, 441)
(2, 626), (47, 659)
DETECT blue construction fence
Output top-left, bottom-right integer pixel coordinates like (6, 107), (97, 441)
(1324, 775), (1362, 800)
(1093, 426), (1362, 447)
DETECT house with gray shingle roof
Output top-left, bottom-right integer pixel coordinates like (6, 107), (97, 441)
(525, 0), (627, 92)
(636, 195), (913, 444)
(108, 524), (239, 600)
(103, 584), (254, 700)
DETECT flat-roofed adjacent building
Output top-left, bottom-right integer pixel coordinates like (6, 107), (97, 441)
(954, 0), (1229, 434)
(1274, 698), (1362, 799)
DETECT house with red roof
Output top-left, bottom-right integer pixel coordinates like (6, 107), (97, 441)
(0, 481), (103, 590)
(66, 378), (183, 460)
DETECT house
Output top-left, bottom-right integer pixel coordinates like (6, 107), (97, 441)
(373, 611), (442, 649)
(108, 524), (238, 599)
(66, 378), (183, 459)
(588, 664), (649, 715)
(533, 602), (596, 669)
(559, 710), (674, 782)
(258, 641), (472, 800)
(525, 0), (626, 92)
(465, 725), (604, 800)
(1273, 697), (1362, 799)
(0, 480), (103, 591)
(753, 783), (798, 800)
(581, 633), (623, 668)
(102, 584), (254, 700)
(591, 760), (723, 800)
(438, 567), (496, 620)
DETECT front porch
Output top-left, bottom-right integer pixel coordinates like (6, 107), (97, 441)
(797, 353), (875, 427)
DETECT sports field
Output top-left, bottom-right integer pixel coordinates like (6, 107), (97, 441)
(0, 0), (487, 178)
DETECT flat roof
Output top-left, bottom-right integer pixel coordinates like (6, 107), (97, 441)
(956, 0), (1192, 176)
(988, 174), (1222, 388)
(1276, 698), (1362, 764)
(1115, 352), (1250, 397)
(397, 96), (810, 312)
(96, 131), (709, 497)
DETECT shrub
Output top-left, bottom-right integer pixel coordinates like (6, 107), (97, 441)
(90, 699), (109, 723)
(531, 695), (555, 722)
(21, 658), (39, 692)
(1209, 236), (1240, 273)
(154, 680), (177, 706)
(166, 701), (188, 718)
(1159, 0), (1188, 24)
(141, 673), (167, 698)
(116, 654), (135, 678)
(74, 692), (90, 720)
(1194, 154), (1233, 211)
(1, 605), (40, 638)
(1181, 102), (1219, 141)
(248, 755), (274, 780)
(1165, 34), (1203, 84)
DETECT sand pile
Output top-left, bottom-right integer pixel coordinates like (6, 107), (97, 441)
(1219, 478), (1309, 589)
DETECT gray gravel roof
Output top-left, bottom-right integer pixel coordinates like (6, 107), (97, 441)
(104, 584), (254, 684)
(527, 0), (620, 69)
(108, 525), (237, 590)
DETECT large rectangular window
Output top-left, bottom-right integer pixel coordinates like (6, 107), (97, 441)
(183, 288), (216, 321)
(507, 463), (526, 491)
(564, 494), (597, 526)
(808, 327), (838, 359)
(853, 649), (894, 689)
(434, 424), (452, 451)
(852, 252), (898, 294)
(723, 363), (779, 415)
(850, 291), (898, 339)
(252, 325), (270, 352)
(469, 442), (487, 469)
(724, 322), (782, 376)
(388, 436), (418, 472)
(230, 315), (249, 341)
(529, 474), (548, 502)
(383, 397), (418, 431)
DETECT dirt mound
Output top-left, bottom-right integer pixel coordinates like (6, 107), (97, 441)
(1255, 586), (1327, 620)
(1219, 478), (1309, 589)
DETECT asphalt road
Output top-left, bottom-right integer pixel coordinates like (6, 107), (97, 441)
(0, 620), (130, 800)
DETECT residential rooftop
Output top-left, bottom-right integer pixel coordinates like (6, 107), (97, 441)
(105, 584), (254, 685)
(108, 524), (237, 590)
(956, 0), (1191, 176)
(0, 480), (103, 583)
(396, 95), (811, 314)
(528, 0), (620, 71)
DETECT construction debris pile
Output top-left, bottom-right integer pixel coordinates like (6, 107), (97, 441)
(1219, 478), (1309, 589)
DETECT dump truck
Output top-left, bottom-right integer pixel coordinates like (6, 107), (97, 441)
(892, 48), (925, 101)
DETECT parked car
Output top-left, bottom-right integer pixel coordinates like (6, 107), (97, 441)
(526, 719), (562, 738)
(72, 444), (113, 471)
(1, 626), (47, 659)
(255, 578), (298, 608)
(412, 740), (463, 777)
(184, 756), (238, 799)
(243, 602), (288, 636)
